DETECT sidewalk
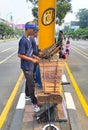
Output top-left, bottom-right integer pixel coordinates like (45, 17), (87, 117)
(9, 75), (82, 130)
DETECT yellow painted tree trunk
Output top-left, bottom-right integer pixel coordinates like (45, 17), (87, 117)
(38, 0), (56, 50)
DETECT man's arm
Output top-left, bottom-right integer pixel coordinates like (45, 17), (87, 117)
(33, 54), (40, 61)
(18, 54), (39, 63)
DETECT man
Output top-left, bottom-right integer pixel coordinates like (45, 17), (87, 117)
(57, 30), (64, 46)
(18, 22), (40, 112)
(57, 30), (64, 58)
(29, 28), (42, 89)
(30, 28), (39, 56)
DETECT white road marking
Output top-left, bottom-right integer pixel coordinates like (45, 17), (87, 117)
(72, 47), (88, 59)
(0, 47), (15, 54)
(16, 93), (25, 109)
(0, 51), (17, 64)
(78, 45), (87, 50)
(62, 74), (76, 110)
(62, 74), (67, 82)
(64, 92), (76, 110)
(16, 74), (76, 111)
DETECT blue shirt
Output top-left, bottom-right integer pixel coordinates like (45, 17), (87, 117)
(18, 35), (34, 71)
(30, 37), (38, 56)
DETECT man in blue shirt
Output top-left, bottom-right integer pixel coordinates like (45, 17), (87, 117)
(29, 28), (42, 89)
(18, 22), (40, 112)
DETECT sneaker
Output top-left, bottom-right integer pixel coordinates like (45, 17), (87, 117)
(25, 96), (31, 101)
(33, 104), (40, 112)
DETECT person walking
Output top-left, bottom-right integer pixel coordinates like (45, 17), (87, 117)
(18, 22), (40, 112)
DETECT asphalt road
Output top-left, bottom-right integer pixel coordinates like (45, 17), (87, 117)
(0, 39), (22, 130)
(66, 39), (88, 130)
(0, 39), (88, 130)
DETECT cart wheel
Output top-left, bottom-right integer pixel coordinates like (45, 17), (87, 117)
(42, 124), (59, 130)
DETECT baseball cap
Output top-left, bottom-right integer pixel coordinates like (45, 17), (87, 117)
(25, 22), (37, 29)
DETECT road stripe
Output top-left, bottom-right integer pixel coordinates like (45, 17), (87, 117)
(72, 46), (88, 57)
(65, 62), (88, 116)
(62, 74), (67, 82)
(72, 47), (88, 59)
(62, 75), (82, 130)
(0, 72), (24, 129)
(62, 74), (76, 110)
(64, 92), (76, 110)
(16, 93), (25, 109)
(0, 51), (17, 64)
(0, 47), (15, 54)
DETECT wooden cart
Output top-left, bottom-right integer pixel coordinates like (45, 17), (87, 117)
(37, 59), (65, 104)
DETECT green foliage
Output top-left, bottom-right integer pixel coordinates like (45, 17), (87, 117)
(6, 26), (14, 36)
(64, 26), (70, 32)
(32, 7), (38, 19)
(27, 0), (38, 6)
(27, 0), (72, 25)
(56, 0), (72, 25)
(66, 28), (88, 39)
(0, 22), (23, 39)
(14, 28), (24, 36)
(0, 23), (6, 38)
(0, 23), (14, 39)
(76, 8), (88, 28)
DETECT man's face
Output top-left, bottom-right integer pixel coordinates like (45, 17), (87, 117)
(33, 32), (38, 38)
(27, 28), (34, 36)
(59, 32), (61, 35)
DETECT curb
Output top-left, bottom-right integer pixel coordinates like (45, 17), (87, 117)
(9, 89), (25, 130)
(62, 75), (82, 130)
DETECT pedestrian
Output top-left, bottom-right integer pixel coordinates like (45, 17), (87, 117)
(18, 22), (40, 112)
(29, 27), (42, 89)
(57, 30), (64, 47)
(57, 30), (64, 58)
(66, 40), (70, 55)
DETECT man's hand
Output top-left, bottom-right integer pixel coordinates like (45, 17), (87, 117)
(18, 54), (39, 63)
(32, 58), (39, 63)
(39, 51), (43, 56)
(33, 55), (41, 61)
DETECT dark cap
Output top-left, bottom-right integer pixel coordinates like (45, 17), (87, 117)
(59, 30), (63, 34)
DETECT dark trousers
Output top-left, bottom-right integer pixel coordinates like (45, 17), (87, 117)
(66, 49), (70, 55)
(23, 70), (37, 104)
(34, 64), (42, 89)
(35, 65), (42, 89)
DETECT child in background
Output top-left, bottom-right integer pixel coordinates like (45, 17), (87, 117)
(66, 40), (70, 55)
(61, 47), (66, 59)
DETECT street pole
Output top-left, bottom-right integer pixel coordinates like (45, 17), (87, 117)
(38, 0), (56, 50)
(6, 12), (12, 25)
